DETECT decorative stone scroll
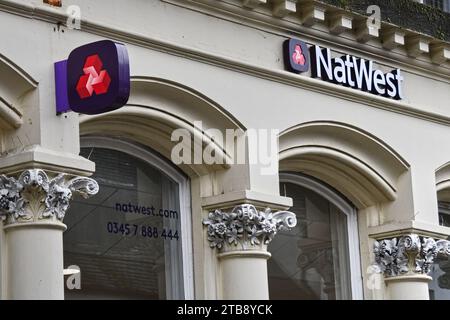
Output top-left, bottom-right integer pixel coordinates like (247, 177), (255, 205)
(203, 204), (297, 250)
(373, 234), (450, 277)
(0, 169), (99, 224)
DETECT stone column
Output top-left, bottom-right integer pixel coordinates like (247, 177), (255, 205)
(203, 204), (297, 299)
(0, 169), (98, 300)
(373, 234), (450, 300)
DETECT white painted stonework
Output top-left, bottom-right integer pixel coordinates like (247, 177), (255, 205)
(0, 0), (449, 300)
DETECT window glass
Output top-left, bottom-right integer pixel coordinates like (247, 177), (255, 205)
(63, 147), (184, 299)
(424, 0), (450, 12)
(438, 202), (450, 228)
(268, 181), (352, 300)
(429, 201), (450, 300)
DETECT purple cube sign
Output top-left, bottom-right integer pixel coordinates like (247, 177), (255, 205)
(55, 40), (130, 115)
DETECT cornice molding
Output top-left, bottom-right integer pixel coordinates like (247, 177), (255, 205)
(0, 145), (96, 176)
(183, 0), (450, 66)
(201, 189), (293, 211)
(0, 1), (449, 126)
(369, 220), (450, 239)
(1, 0), (449, 78)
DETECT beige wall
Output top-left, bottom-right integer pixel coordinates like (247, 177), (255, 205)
(0, 0), (449, 299)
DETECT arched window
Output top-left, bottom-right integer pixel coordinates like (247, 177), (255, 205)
(268, 173), (363, 300)
(63, 137), (193, 299)
(428, 201), (450, 300)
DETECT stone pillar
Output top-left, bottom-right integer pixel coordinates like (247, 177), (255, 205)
(0, 169), (98, 300)
(373, 234), (450, 300)
(385, 275), (432, 300)
(203, 204), (297, 299)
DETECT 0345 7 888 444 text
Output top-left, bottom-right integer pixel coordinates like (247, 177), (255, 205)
(106, 221), (180, 240)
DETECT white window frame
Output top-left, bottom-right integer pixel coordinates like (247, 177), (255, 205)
(279, 172), (364, 300)
(438, 201), (450, 227)
(422, 0), (450, 12)
(79, 136), (194, 299)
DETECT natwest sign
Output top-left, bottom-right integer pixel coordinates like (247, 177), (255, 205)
(55, 40), (130, 115)
(284, 38), (404, 100)
(75, 54), (111, 99)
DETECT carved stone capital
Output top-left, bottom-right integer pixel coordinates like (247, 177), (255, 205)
(202, 204), (297, 250)
(373, 234), (450, 277)
(0, 169), (99, 225)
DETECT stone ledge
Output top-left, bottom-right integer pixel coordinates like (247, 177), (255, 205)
(369, 220), (450, 239)
(188, 0), (450, 65)
(0, 145), (95, 176)
(201, 190), (293, 210)
(320, 0), (450, 42)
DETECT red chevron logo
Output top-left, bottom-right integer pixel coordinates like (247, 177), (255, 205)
(76, 54), (111, 99)
(292, 44), (306, 66)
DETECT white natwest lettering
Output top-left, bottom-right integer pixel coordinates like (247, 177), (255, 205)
(309, 44), (403, 100)
(352, 57), (373, 91)
(311, 46), (333, 81)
